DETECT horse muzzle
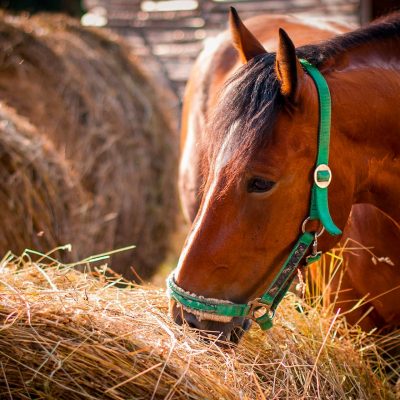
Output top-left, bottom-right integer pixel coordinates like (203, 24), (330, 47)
(169, 299), (252, 344)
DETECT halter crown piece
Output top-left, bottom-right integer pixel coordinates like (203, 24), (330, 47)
(167, 59), (342, 331)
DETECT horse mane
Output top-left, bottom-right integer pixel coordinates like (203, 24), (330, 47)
(206, 12), (400, 183)
(299, 12), (400, 66)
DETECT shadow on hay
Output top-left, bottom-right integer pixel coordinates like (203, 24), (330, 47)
(0, 13), (179, 279)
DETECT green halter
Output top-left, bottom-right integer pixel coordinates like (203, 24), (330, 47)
(167, 59), (342, 331)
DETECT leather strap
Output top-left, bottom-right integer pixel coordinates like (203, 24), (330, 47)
(300, 59), (342, 236)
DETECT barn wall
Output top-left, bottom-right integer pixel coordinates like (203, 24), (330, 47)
(83, 0), (360, 102)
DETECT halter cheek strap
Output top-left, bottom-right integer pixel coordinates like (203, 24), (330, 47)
(302, 59), (341, 236)
(167, 59), (342, 331)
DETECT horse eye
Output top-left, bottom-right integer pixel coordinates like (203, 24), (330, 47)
(247, 177), (275, 193)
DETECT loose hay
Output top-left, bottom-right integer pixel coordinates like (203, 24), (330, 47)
(0, 12), (178, 279)
(0, 252), (396, 399)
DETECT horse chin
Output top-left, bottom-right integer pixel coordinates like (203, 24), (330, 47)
(195, 318), (252, 346)
(170, 301), (252, 345)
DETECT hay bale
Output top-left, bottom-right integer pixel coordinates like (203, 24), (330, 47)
(0, 254), (396, 399)
(0, 103), (88, 259)
(0, 13), (178, 279)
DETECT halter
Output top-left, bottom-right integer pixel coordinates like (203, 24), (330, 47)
(167, 59), (342, 331)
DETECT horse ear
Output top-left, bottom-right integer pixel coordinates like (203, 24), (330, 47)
(229, 7), (267, 63)
(275, 28), (305, 100)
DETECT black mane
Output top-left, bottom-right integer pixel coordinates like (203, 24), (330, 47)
(207, 13), (400, 180)
(299, 12), (400, 66)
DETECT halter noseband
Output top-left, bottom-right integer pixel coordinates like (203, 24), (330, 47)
(167, 59), (342, 331)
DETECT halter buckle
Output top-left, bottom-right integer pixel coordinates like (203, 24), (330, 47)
(247, 298), (275, 321)
(314, 164), (332, 188)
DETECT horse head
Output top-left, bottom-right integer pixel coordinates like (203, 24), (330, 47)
(170, 8), (400, 342)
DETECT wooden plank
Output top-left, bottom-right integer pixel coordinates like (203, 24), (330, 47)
(145, 29), (207, 43)
(152, 42), (203, 57)
(108, 17), (206, 29)
(84, 0), (360, 99)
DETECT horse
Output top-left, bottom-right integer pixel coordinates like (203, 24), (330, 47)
(170, 8), (400, 342)
(180, 10), (400, 335)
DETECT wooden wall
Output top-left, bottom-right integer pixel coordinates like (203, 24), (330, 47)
(85, 0), (359, 103)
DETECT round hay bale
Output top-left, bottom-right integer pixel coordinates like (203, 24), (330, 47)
(0, 257), (396, 399)
(0, 13), (178, 279)
(0, 103), (88, 258)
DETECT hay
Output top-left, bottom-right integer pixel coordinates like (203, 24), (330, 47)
(0, 252), (397, 399)
(0, 12), (178, 279)
(0, 104), (88, 259)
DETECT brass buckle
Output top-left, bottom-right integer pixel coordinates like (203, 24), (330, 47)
(247, 298), (275, 320)
(314, 164), (332, 188)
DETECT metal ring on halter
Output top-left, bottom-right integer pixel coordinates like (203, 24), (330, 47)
(247, 298), (275, 320)
(301, 217), (325, 238)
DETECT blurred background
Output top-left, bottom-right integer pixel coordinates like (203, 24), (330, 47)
(1, 0), (400, 120)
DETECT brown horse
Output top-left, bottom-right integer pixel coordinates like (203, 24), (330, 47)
(173, 9), (400, 341)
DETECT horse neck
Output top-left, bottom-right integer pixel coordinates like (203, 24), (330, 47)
(328, 37), (400, 222)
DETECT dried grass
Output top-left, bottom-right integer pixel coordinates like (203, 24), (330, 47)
(0, 249), (397, 399)
(0, 104), (88, 258)
(0, 12), (178, 279)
